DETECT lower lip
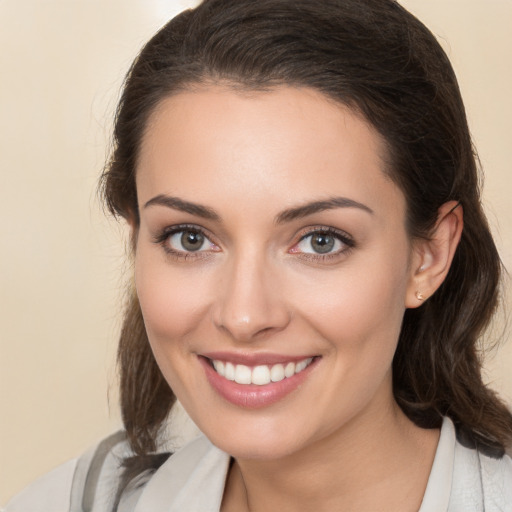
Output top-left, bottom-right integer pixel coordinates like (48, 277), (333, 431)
(200, 356), (319, 409)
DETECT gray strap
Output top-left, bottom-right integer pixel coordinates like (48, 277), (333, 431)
(477, 450), (486, 512)
(69, 431), (126, 512)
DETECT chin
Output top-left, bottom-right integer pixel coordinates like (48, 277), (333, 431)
(192, 410), (319, 461)
(212, 431), (305, 461)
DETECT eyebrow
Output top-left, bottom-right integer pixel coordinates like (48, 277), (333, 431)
(143, 194), (373, 223)
(144, 194), (221, 221)
(275, 197), (374, 224)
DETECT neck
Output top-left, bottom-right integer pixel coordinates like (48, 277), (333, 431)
(222, 396), (439, 512)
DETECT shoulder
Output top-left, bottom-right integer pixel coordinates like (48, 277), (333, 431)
(129, 435), (230, 512)
(3, 431), (129, 512)
(421, 417), (512, 511)
(451, 430), (512, 510)
(478, 449), (512, 508)
(3, 433), (228, 512)
(3, 403), (205, 512)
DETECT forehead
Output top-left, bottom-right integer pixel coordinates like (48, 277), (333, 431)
(136, 85), (404, 220)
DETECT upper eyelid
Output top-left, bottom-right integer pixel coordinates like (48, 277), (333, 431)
(295, 225), (354, 242)
(155, 223), (213, 239)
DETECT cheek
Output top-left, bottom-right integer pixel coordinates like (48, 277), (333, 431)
(291, 247), (410, 363)
(288, 262), (409, 424)
(134, 247), (211, 344)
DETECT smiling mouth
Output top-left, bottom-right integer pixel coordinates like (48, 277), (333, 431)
(207, 357), (316, 386)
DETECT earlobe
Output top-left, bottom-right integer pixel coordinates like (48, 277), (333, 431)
(406, 201), (463, 308)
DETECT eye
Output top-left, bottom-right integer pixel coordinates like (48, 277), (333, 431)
(298, 232), (340, 254)
(290, 228), (354, 257)
(154, 225), (219, 257)
(169, 229), (210, 252)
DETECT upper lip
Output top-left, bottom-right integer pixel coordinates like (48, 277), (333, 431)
(200, 351), (318, 366)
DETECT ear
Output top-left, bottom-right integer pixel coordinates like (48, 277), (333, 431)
(405, 200), (463, 308)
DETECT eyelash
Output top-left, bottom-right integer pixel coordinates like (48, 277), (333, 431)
(153, 224), (218, 260)
(291, 227), (355, 262)
(152, 224), (355, 262)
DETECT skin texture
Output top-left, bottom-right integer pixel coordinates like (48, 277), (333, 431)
(134, 86), (463, 511)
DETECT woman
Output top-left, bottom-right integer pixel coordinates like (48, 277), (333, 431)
(6, 0), (512, 510)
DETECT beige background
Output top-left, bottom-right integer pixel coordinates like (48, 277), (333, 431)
(1, 0), (511, 504)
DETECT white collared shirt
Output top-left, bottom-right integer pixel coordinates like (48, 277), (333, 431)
(5, 417), (512, 511)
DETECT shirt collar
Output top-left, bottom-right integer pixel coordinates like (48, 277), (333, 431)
(134, 417), (456, 512)
(134, 434), (230, 512)
(418, 416), (455, 512)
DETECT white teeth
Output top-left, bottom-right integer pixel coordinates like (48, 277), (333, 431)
(234, 364), (252, 384)
(252, 365), (271, 385)
(225, 362), (235, 381)
(213, 360), (225, 376)
(295, 357), (313, 374)
(270, 364), (285, 382)
(284, 362), (295, 378)
(211, 357), (314, 385)
(295, 360), (306, 373)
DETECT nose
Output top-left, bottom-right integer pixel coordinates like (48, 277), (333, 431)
(212, 252), (291, 342)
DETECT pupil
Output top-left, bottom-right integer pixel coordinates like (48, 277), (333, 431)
(311, 233), (334, 254)
(181, 231), (204, 251)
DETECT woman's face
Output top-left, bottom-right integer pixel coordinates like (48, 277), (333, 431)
(135, 86), (419, 460)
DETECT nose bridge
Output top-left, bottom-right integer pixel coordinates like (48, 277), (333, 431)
(214, 247), (289, 341)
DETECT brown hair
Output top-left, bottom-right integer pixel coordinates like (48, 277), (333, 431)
(102, 0), (512, 463)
